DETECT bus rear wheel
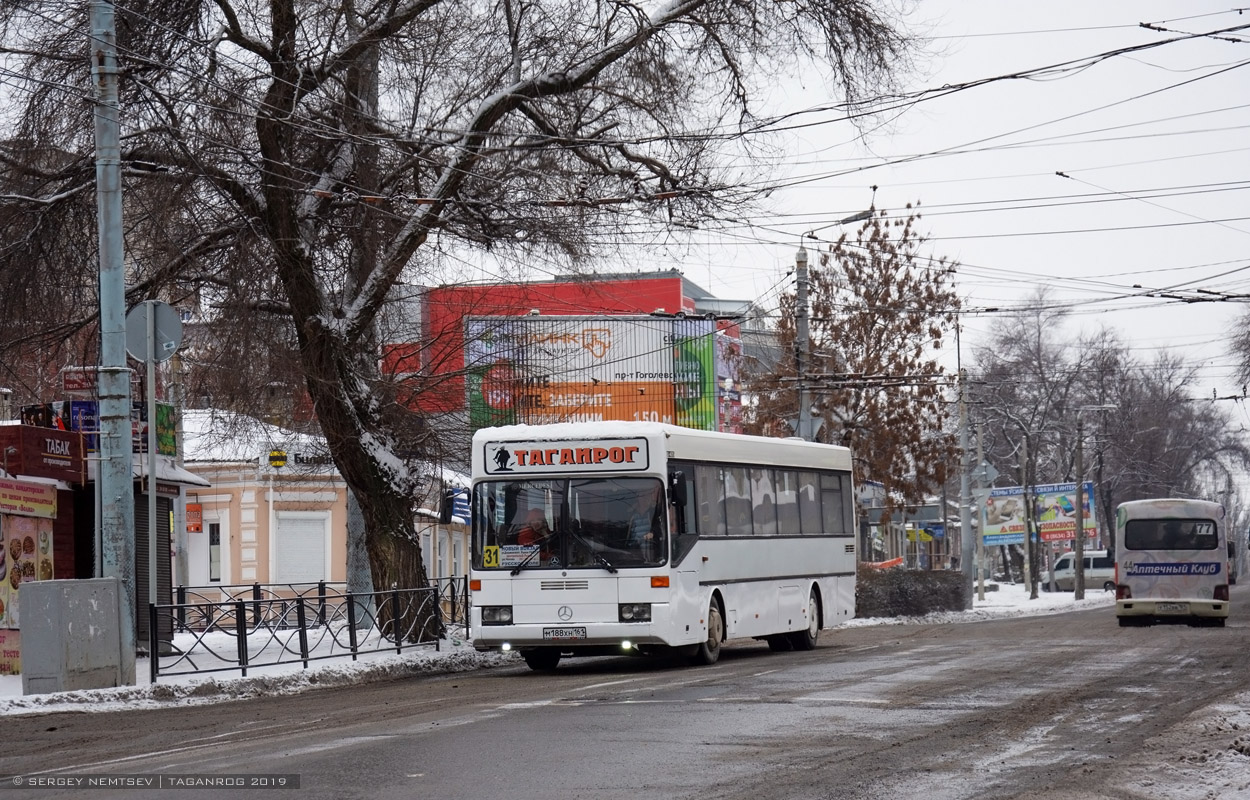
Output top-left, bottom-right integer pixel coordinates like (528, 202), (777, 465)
(766, 635), (793, 652)
(692, 601), (723, 666)
(522, 649), (561, 671)
(789, 590), (820, 651)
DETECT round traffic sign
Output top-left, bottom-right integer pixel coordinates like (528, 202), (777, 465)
(125, 301), (183, 362)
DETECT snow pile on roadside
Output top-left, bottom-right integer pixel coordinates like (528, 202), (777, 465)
(0, 644), (519, 716)
(1122, 693), (1250, 800)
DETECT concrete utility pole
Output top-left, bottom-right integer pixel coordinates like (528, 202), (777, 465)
(91, 0), (137, 684)
(1073, 404), (1115, 600)
(975, 421), (986, 601)
(1021, 433), (1039, 600)
(794, 245), (812, 442)
(1073, 416), (1087, 600)
(958, 369), (973, 608)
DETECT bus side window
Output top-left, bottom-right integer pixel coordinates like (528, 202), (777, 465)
(696, 465), (725, 535)
(724, 467), (752, 535)
(798, 472), (821, 534)
(820, 473), (845, 535)
(775, 470), (800, 534)
(750, 468), (777, 536)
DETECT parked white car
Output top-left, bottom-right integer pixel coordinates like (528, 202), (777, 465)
(1048, 550), (1116, 592)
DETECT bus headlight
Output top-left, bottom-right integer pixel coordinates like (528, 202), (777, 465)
(619, 603), (652, 622)
(481, 606), (514, 625)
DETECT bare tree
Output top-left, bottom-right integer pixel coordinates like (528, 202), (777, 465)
(747, 205), (961, 511)
(0, 1), (913, 631)
(972, 298), (1250, 553)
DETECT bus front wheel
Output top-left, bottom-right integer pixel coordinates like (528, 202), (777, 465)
(692, 602), (723, 666)
(789, 590), (820, 651)
(522, 649), (561, 671)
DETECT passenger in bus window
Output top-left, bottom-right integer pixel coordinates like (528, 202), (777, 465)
(1162, 520), (1183, 549)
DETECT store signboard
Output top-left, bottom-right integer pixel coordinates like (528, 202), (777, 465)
(0, 427), (83, 484)
(0, 514), (54, 629)
(0, 479), (57, 519)
(0, 629), (19, 674)
(186, 502), (203, 534)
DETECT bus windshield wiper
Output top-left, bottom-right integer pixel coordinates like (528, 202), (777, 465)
(510, 545), (542, 576)
(566, 528), (617, 573)
(591, 552), (617, 573)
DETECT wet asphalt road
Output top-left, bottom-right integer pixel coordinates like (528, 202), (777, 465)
(3, 586), (1248, 800)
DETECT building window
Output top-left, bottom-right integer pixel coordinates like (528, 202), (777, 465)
(273, 513), (329, 584)
(208, 522), (221, 582)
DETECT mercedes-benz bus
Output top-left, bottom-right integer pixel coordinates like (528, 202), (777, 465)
(1114, 498), (1230, 627)
(469, 422), (857, 670)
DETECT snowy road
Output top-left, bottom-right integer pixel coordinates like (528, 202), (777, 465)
(1, 588), (1247, 799)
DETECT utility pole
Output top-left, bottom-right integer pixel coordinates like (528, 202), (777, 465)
(91, 0), (137, 684)
(1021, 433), (1036, 599)
(958, 369), (973, 608)
(794, 245), (812, 442)
(975, 421), (986, 601)
(1073, 404), (1115, 599)
(1073, 415), (1087, 600)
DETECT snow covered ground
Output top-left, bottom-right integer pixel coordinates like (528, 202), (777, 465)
(1, 582), (1243, 800)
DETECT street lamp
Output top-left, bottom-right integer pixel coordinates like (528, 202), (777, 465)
(793, 209), (872, 442)
(794, 245), (812, 441)
(1073, 404), (1116, 599)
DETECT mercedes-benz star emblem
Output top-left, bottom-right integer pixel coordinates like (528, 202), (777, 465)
(557, 606), (573, 621)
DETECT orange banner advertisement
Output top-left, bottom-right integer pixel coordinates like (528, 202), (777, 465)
(516, 380), (677, 425)
(0, 478), (57, 519)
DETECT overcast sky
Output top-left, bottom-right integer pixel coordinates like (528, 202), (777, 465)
(630, 1), (1250, 406)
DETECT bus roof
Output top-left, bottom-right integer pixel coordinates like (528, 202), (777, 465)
(472, 421), (852, 472)
(1117, 497), (1225, 519)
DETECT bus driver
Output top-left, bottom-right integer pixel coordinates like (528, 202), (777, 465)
(627, 490), (660, 553)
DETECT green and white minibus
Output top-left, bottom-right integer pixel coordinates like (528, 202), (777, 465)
(1114, 498), (1230, 627)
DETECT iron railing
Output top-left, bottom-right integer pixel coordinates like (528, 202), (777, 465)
(171, 577), (470, 636)
(150, 578), (471, 683)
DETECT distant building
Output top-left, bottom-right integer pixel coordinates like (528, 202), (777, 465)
(179, 410), (468, 591)
(380, 270), (763, 434)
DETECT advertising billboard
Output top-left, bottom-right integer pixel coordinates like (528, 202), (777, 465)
(465, 316), (726, 431)
(981, 481), (1098, 546)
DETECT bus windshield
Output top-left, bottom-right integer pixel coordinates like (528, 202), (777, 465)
(473, 476), (667, 571)
(1123, 518), (1219, 551)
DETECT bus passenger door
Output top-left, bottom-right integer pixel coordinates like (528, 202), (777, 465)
(674, 568), (703, 646)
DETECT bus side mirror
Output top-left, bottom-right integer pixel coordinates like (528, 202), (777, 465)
(669, 471), (689, 536)
(669, 471), (687, 507)
(439, 489), (455, 525)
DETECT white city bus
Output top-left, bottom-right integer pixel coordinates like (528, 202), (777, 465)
(1114, 498), (1230, 627)
(469, 422), (857, 670)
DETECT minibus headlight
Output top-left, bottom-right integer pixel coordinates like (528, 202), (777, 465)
(481, 606), (513, 624)
(619, 603), (652, 622)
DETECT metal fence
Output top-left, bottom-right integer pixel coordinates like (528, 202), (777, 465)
(150, 577), (471, 683)
(170, 578), (470, 634)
